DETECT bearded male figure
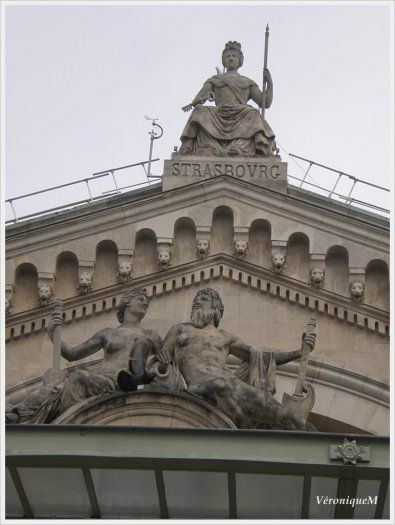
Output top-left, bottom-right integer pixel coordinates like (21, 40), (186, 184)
(157, 288), (316, 431)
(179, 41), (276, 157)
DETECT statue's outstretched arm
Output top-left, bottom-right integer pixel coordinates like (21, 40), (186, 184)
(228, 337), (252, 361)
(48, 312), (104, 361)
(182, 80), (214, 112)
(274, 349), (302, 365)
(61, 333), (104, 362)
(274, 332), (316, 365)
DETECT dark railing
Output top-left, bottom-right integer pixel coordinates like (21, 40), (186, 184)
(6, 158), (161, 224)
(280, 149), (389, 216)
(5, 150), (390, 224)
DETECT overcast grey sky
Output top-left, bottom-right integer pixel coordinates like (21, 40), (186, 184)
(4, 2), (392, 221)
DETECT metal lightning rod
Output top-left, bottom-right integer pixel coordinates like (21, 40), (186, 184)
(145, 117), (164, 183)
(261, 23), (270, 119)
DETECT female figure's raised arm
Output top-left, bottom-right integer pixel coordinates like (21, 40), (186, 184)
(48, 312), (105, 362)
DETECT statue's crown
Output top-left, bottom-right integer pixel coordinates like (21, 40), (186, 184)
(224, 41), (242, 52)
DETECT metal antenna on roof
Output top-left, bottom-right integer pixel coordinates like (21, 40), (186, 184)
(144, 116), (164, 184)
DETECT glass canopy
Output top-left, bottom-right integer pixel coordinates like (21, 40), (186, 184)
(5, 425), (389, 520)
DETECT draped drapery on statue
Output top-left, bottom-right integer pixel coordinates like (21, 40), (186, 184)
(180, 104), (275, 157)
(235, 348), (277, 395)
(179, 41), (276, 157)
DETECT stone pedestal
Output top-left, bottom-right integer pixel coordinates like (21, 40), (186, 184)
(163, 155), (287, 192)
(54, 391), (237, 428)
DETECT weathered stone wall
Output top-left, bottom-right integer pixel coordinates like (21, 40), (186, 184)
(5, 175), (389, 433)
(5, 180), (389, 315)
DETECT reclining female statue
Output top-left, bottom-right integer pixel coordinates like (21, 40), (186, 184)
(179, 41), (276, 157)
(6, 288), (162, 423)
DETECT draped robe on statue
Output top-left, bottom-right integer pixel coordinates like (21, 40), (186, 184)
(179, 72), (275, 157)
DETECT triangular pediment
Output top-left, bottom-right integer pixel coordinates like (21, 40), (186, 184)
(6, 253), (388, 342)
(6, 253), (389, 436)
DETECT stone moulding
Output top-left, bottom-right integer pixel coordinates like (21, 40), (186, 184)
(6, 178), (389, 260)
(278, 361), (389, 407)
(52, 390), (238, 427)
(5, 254), (389, 342)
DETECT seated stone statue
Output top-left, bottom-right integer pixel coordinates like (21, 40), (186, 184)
(6, 288), (162, 423)
(179, 41), (275, 157)
(156, 288), (316, 431)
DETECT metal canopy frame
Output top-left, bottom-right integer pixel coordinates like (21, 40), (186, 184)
(6, 425), (389, 520)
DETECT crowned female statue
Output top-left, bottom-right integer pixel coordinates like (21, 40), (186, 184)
(179, 41), (276, 157)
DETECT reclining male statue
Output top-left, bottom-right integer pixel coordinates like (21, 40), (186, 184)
(6, 288), (162, 423)
(155, 288), (316, 430)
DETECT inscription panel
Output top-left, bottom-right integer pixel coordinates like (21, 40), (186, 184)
(163, 156), (287, 192)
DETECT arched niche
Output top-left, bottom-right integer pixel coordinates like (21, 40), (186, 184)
(325, 245), (349, 296)
(54, 251), (79, 299)
(286, 232), (310, 282)
(365, 259), (389, 310)
(211, 206), (234, 255)
(173, 218), (196, 265)
(134, 229), (157, 276)
(247, 219), (271, 268)
(13, 263), (39, 313)
(94, 240), (118, 290)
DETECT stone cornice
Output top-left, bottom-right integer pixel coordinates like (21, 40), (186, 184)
(287, 184), (389, 229)
(6, 176), (389, 257)
(6, 183), (163, 237)
(5, 254), (389, 342)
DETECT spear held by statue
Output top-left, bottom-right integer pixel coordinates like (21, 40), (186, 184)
(282, 318), (317, 420)
(52, 299), (63, 370)
(261, 23), (270, 119)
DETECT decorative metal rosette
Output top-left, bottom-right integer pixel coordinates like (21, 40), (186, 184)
(336, 438), (364, 464)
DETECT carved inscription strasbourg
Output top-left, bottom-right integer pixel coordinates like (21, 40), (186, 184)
(162, 158), (287, 192)
(170, 161), (281, 181)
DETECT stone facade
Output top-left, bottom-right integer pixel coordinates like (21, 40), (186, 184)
(5, 161), (389, 434)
